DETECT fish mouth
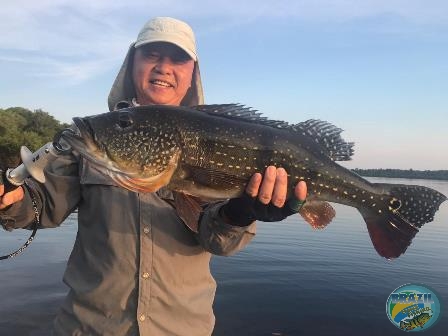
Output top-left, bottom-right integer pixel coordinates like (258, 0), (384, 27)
(62, 117), (124, 175)
(72, 117), (93, 141)
(149, 78), (174, 88)
(70, 117), (100, 154)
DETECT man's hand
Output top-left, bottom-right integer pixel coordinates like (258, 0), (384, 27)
(246, 166), (307, 207)
(221, 166), (307, 226)
(0, 184), (24, 210)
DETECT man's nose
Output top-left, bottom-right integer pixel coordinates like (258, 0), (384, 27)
(154, 56), (174, 73)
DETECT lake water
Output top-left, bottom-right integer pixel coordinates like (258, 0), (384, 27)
(0, 178), (447, 335)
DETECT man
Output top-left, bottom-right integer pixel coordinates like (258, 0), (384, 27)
(0, 17), (306, 335)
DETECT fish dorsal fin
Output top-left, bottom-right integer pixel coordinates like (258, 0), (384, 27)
(192, 104), (290, 129)
(192, 104), (354, 161)
(292, 119), (354, 161)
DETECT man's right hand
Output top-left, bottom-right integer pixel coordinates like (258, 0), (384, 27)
(0, 185), (24, 210)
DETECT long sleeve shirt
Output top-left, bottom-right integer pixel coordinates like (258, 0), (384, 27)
(1, 146), (256, 335)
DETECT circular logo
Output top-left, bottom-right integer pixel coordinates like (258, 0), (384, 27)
(386, 284), (441, 332)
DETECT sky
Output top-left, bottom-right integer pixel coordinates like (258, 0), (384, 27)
(0, 0), (447, 170)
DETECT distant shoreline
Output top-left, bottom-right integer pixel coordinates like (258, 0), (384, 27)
(352, 168), (448, 181)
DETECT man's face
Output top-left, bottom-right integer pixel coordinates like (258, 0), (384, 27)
(132, 42), (195, 106)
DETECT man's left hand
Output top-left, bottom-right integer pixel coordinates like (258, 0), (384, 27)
(221, 166), (307, 226)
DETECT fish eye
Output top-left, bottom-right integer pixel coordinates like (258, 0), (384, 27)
(117, 112), (133, 129)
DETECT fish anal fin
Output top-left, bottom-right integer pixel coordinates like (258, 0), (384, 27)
(299, 200), (336, 229)
(173, 192), (205, 233)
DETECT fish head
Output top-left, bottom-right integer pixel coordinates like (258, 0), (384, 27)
(62, 107), (182, 190)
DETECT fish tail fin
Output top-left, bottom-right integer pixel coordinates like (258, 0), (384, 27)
(359, 183), (446, 259)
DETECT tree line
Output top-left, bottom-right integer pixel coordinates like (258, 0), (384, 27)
(0, 107), (69, 169)
(352, 168), (448, 181)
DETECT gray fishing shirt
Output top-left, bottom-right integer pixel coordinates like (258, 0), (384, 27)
(1, 146), (256, 335)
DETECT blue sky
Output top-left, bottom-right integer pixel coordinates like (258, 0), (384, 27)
(0, 0), (447, 169)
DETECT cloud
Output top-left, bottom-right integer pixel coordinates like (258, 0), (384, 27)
(1, 0), (446, 84)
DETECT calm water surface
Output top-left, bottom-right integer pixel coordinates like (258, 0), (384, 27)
(0, 178), (447, 335)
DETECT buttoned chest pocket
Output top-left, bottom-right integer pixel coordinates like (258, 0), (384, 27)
(78, 158), (134, 208)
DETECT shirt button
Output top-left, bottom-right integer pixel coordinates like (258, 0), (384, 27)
(139, 314), (146, 322)
(142, 272), (150, 279)
(143, 226), (150, 234)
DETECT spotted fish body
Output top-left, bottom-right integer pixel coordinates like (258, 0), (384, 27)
(62, 104), (447, 259)
(400, 312), (432, 330)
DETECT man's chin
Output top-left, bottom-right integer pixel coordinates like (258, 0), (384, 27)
(142, 94), (182, 106)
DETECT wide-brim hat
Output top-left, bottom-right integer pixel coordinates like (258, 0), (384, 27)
(108, 17), (204, 110)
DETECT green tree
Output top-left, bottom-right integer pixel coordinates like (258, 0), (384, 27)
(0, 107), (70, 169)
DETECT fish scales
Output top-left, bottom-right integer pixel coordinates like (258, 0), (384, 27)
(61, 104), (447, 259)
(177, 111), (360, 201)
(183, 125), (375, 208)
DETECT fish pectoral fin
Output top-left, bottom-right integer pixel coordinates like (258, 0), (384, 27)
(110, 173), (163, 193)
(173, 192), (205, 233)
(298, 200), (336, 229)
(109, 151), (181, 193)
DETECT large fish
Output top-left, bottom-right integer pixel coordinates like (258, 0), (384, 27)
(61, 104), (446, 259)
